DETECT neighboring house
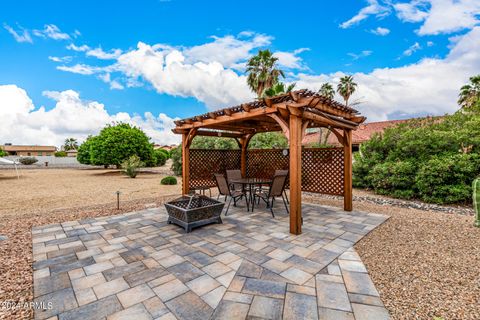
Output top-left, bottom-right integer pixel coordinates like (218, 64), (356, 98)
(66, 149), (78, 157)
(302, 119), (408, 151)
(154, 144), (178, 151)
(1, 144), (57, 156)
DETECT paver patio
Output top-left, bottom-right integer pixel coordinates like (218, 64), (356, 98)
(31, 202), (390, 320)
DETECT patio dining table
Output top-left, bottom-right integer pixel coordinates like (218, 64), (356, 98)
(229, 177), (272, 211)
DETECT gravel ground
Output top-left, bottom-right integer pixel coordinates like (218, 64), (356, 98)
(304, 194), (480, 320)
(0, 196), (179, 320)
(1, 168), (479, 320)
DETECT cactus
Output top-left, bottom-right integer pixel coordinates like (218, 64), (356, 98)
(474, 178), (480, 227)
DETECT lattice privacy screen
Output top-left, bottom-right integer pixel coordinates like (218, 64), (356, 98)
(189, 148), (344, 195)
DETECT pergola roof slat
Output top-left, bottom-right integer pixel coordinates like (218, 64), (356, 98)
(174, 89), (361, 129)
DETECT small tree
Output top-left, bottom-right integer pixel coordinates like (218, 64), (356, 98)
(63, 138), (79, 151)
(318, 83), (335, 100)
(121, 155), (144, 178)
(337, 75), (357, 107)
(249, 132), (288, 149)
(246, 49), (285, 98)
(89, 123), (155, 168)
(77, 135), (98, 165)
(0, 149), (7, 157)
(458, 75), (480, 109)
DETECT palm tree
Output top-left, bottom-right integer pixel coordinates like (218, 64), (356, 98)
(246, 50), (285, 98)
(458, 75), (480, 109)
(262, 82), (296, 98)
(63, 138), (78, 151)
(318, 83), (335, 100)
(337, 75), (357, 107)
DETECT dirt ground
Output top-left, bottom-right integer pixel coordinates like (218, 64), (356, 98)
(0, 168), (479, 320)
(0, 166), (181, 217)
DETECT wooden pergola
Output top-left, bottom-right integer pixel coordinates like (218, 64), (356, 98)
(173, 89), (366, 235)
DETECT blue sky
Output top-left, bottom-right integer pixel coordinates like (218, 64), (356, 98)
(1, 0), (479, 145)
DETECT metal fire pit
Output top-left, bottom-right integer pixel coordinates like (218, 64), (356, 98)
(164, 195), (224, 232)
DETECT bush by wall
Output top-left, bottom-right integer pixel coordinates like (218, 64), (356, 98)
(353, 103), (480, 204)
(154, 150), (167, 166)
(19, 157), (38, 165)
(161, 176), (177, 185)
(54, 151), (67, 157)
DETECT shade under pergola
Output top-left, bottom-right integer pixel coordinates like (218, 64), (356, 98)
(173, 89), (366, 235)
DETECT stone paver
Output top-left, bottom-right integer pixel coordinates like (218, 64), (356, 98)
(32, 203), (390, 320)
(248, 296), (284, 319)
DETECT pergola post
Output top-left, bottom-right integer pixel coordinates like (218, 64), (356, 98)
(182, 132), (190, 195)
(343, 129), (353, 211)
(289, 112), (302, 235)
(239, 134), (253, 178)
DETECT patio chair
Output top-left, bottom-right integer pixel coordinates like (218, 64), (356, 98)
(252, 172), (288, 217)
(274, 169), (289, 204)
(214, 173), (248, 215)
(226, 169), (243, 193)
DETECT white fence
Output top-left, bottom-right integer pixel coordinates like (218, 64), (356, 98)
(2, 156), (88, 168)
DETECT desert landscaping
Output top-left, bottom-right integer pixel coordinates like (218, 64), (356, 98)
(1, 165), (479, 319)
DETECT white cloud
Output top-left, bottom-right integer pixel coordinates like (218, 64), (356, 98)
(0, 86), (179, 146)
(67, 43), (122, 59)
(48, 56), (72, 63)
(416, 0), (480, 35)
(273, 48), (309, 70)
(343, 0), (479, 35)
(402, 42), (422, 56)
(86, 47), (123, 60)
(115, 42), (254, 108)
(98, 73), (124, 90)
(33, 24), (70, 40)
(57, 33), (314, 106)
(3, 24), (33, 43)
(370, 27), (390, 36)
(394, 1), (429, 22)
(394, 0), (480, 35)
(340, 0), (391, 29)
(348, 50), (373, 60)
(183, 33), (272, 69)
(294, 27), (480, 121)
(66, 43), (90, 52)
(56, 64), (99, 75)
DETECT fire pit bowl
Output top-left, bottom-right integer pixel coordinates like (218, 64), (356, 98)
(164, 195), (224, 232)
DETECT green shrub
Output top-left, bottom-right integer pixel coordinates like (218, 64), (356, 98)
(19, 157), (38, 165)
(157, 148), (170, 159)
(54, 151), (67, 157)
(170, 147), (182, 176)
(121, 155), (144, 178)
(161, 176), (177, 185)
(353, 103), (480, 204)
(78, 123), (154, 168)
(154, 150), (167, 166)
(369, 160), (418, 199)
(0, 149), (7, 157)
(415, 154), (480, 204)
